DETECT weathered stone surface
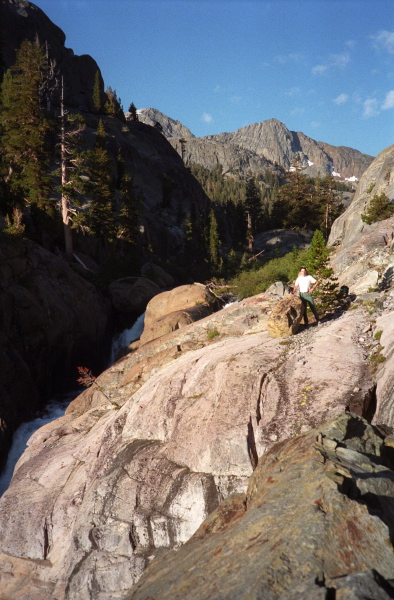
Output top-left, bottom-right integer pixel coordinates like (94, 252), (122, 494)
(253, 228), (314, 259)
(0, 292), (381, 599)
(109, 276), (161, 314)
(140, 262), (175, 288)
(136, 108), (195, 139)
(139, 283), (214, 344)
(267, 294), (303, 337)
(0, 236), (110, 465)
(125, 413), (394, 600)
(373, 303), (394, 427)
(328, 145), (394, 293)
(265, 280), (291, 296)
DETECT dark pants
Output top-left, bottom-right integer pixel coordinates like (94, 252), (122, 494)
(299, 292), (319, 324)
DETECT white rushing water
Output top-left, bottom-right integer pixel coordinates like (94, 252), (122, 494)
(0, 313), (146, 496)
(0, 394), (74, 496)
(109, 312), (145, 365)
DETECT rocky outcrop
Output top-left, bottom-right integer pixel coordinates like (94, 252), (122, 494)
(136, 108), (195, 139)
(139, 283), (214, 344)
(109, 277), (161, 315)
(0, 285), (386, 599)
(0, 0), (105, 111)
(126, 412), (394, 600)
(253, 228), (313, 258)
(266, 294), (303, 337)
(140, 262), (175, 288)
(328, 145), (394, 293)
(0, 235), (110, 467)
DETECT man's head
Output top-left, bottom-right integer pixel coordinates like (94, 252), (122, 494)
(300, 266), (308, 275)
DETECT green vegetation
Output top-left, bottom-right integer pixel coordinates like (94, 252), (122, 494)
(370, 345), (386, 372)
(374, 330), (383, 341)
(207, 327), (220, 339)
(361, 192), (394, 225)
(231, 230), (338, 314)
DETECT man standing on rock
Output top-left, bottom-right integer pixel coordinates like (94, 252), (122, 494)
(292, 267), (320, 325)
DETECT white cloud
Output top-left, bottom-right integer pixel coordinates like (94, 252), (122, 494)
(333, 93), (349, 105)
(201, 112), (213, 123)
(312, 64), (328, 75)
(382, 90), (394, 110)
(290, 107), (305, 116)
(274, 53), (303, 64)
(346, 40), (356, 50)
(371, 30), (394, 54)
(230, 96), (242, 104)
(363, 98), (379, 118)
(330, 53), (350, 68)
(310, 121), (321, 128)
(285, 87), (301, 97)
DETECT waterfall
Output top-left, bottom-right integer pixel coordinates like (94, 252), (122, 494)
(0, 313), (146, 496)
(0, 393), (76, 496)
(109, 312), (145, 365)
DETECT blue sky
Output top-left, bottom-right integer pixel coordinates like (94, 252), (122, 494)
(32, 0), (394, 157)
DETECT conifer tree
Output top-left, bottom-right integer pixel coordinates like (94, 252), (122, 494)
(244, 175), (263, 249)
(58, 76), (88, 258)
(0, 39), (52, 212)
(209, 209), (221, 268)
(305, 229), (338, 313)
(128, 102), (138, 121)
(271, 160), (315, 229)
(92, 70), (102, 113)
(87, 119), (115, 244)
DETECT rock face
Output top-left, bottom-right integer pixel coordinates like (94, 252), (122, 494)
(328, 145), (394, 293)
(109, 277), (161, 314)
(0, 236), (110, 465)
(0, 284), (387, 599)
(0, 0), (105, 111)
(126, 412), (394, 600)
(253, 228), (314, 259)
(139, 283), (214, 344)
(137, 110), (373, 179)
(136, 108), (195, 139)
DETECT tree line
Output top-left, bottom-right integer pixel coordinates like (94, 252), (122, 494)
(0, 38), (141, 275)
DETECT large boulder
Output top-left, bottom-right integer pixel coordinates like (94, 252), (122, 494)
(140, 262), (175, 288)
(266, 294), (303, 337)
(109, 277), (161, 314)
(125, 412), (394, 600)
(139, 283), (214, 345)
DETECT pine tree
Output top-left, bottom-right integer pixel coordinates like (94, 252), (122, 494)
(87, 119), (115, 244)
(128, 102), (138, 121)
(271, 160), (315, 229)
(361, 192), (394, 225)
(244, 175), (263, 250)
(57, 76), (88, 258)
(305, 230), (338, 313)
(92, 70), (102, 113)
(209, 209), (221, 268)
(0, 39), (52, 211)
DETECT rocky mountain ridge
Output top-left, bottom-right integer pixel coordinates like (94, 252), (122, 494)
(137, 108), (374, 180)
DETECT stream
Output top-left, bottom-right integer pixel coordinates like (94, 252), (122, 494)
(0, 313), (145, 496)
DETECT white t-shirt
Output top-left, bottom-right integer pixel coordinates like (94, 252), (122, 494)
(295, 275), (316, 293)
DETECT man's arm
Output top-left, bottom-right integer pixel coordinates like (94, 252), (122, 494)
(310, 280), (319, 293)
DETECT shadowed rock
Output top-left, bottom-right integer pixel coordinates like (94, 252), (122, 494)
(125, 413), (394, 600)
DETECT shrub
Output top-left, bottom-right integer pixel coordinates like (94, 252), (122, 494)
(361, 192), (394, 225)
